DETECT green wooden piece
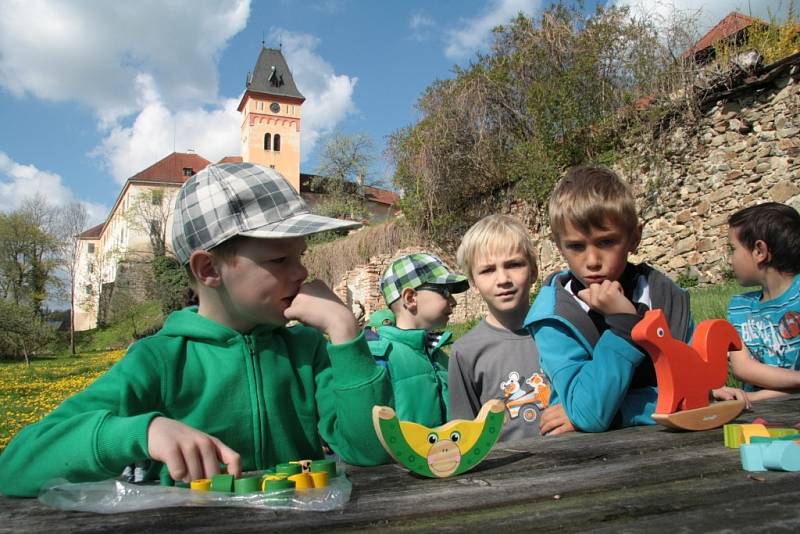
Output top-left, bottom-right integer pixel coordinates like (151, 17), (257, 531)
(210, 473), (234, 492)
(276, 463), (302, 476)
(310, 459), (336, 476)
(233, 476), (261, 494)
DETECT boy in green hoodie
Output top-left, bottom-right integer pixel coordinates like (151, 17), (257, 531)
(0, 162), (393, 497)
(368, 253), (469, 427)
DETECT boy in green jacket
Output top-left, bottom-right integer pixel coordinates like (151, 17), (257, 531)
(369, 253), (469, 427)
(0, 162), (393, 497)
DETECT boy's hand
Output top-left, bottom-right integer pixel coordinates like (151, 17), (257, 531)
(539, 404), (576, 436)
(284, 279), (358, 344)
(711, 386), (752, 410)
(577, 280), (636, 316)
(147, 417), (241, 483)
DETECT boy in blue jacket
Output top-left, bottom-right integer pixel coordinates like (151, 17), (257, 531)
(525, 166), (744, 434)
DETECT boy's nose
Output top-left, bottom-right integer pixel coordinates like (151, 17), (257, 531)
(586, 249), (602, 269)
(293, 261), (308, 282)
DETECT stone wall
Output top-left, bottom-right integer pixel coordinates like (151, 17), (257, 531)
(335, 55), (800, 323)
(98, 260), (155, 325)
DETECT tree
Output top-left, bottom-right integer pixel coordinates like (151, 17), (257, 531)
(0, 197), (59, 314)
(312, 131), (376, 220)
(123, 187), (173, 257)
(54, 202), (89, 355)
(388, 4), (704, 246)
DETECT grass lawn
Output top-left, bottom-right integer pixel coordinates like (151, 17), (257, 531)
(0, 282), (748, 453)
(0, 350), (125, 452)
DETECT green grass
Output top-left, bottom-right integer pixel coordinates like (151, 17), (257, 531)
(688, 281), (747, 322)
(70, 300), (165, 354)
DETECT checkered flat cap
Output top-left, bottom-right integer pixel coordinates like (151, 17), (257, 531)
(380, 253), (468, 306)
(172, 162), (360, 264)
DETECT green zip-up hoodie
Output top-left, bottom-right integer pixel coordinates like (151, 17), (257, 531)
(368, 326), (449, 427)
(0, 308), (392, 497)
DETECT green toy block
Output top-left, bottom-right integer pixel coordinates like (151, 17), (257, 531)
(750, 434), (800, 444)
(724, 424), (742, 449)
(233, 476), (261, 494)
(310, 459), (337, 476)
(210, 473), (234, 492)
(768, 428), (800, 439)
(276, 463), (302, 476)
(264, 477), (295, 493)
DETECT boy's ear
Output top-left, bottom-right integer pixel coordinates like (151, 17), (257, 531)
(752, 239), (771, 266)
(400, 287), (417, 313)
(189, 250), (222, 288)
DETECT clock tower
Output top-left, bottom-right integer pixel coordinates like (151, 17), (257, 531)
(238, 47), (305, 192)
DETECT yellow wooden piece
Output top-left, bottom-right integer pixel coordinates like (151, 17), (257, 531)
(398, 415), (489, 459)
(288, 473), (313, 490)
(190, 479), (211, 491)
(309, 471), (328, 488)
(740, 423), (771, 443)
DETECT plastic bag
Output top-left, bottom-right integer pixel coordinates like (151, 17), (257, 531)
(38, 470), (351, 514)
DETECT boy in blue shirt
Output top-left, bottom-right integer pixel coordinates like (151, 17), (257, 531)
(525, 166), (744, 434)
(727, 202), (800, 400)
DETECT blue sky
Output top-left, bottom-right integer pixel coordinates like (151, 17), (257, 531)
(0, 0), (787, 227)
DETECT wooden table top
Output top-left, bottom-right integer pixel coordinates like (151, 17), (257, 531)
(2, 395), (799, 533)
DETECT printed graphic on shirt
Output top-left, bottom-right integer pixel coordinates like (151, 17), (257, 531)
(499, 371), (551, 423)
(738, 310), (800, 369)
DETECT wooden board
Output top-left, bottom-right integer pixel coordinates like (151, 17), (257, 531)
(652, 399), (746, 430)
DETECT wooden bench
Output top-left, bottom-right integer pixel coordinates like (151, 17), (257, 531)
(2, 395), (799, 532)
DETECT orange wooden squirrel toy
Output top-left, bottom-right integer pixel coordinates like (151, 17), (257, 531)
(631, 309), (745, 430)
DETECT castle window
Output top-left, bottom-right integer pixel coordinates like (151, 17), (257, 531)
(264, 133), (271, 150)
(182, 167), (194, 177)
(274, 134), (281, 152)
(85, 284), (92, 296)
(88, 263), (94, 274)
(88, 243), (95, 254)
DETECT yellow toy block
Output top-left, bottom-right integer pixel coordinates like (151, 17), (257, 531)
(724, 424), (771, 449)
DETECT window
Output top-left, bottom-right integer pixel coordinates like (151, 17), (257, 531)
(274, 134), (281, 152)
(264, 133), (271, 150)
(151, 189), (164, 205)
(270, 165), (275, 169)
(182, 167), (194, 177)
(88, 243), (95, 254)
(88, 263), (94, 274)
(85, 284), (92, 296)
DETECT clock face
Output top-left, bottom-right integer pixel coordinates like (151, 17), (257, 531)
(270, 102), (280, 113)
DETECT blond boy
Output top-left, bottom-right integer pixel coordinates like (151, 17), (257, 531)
(448, 214), (551, 442)
(0, 163), (392, 497)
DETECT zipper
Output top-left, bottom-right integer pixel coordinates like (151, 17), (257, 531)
(244, 335), (266, 470)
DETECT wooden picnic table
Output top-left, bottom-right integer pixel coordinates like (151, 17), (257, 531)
(1, 395), (799, 532)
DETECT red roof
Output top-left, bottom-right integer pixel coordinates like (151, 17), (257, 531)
(76, 223), (103, 239)
(688, 12), (761, 57)
(128, 152), (211, 184)
(364, 185), (400, 206)
(217, 155), (243, 164)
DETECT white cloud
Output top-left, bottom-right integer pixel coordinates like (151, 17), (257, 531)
(0, 0), (250, 125)
(409, 10), (436, 42)
(611, 0), (790, 35)
(270, 29), (358, 160)
(444, 0), (541, 60)
(0, 152), (108, 224)
(92, 75), (242, 184)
